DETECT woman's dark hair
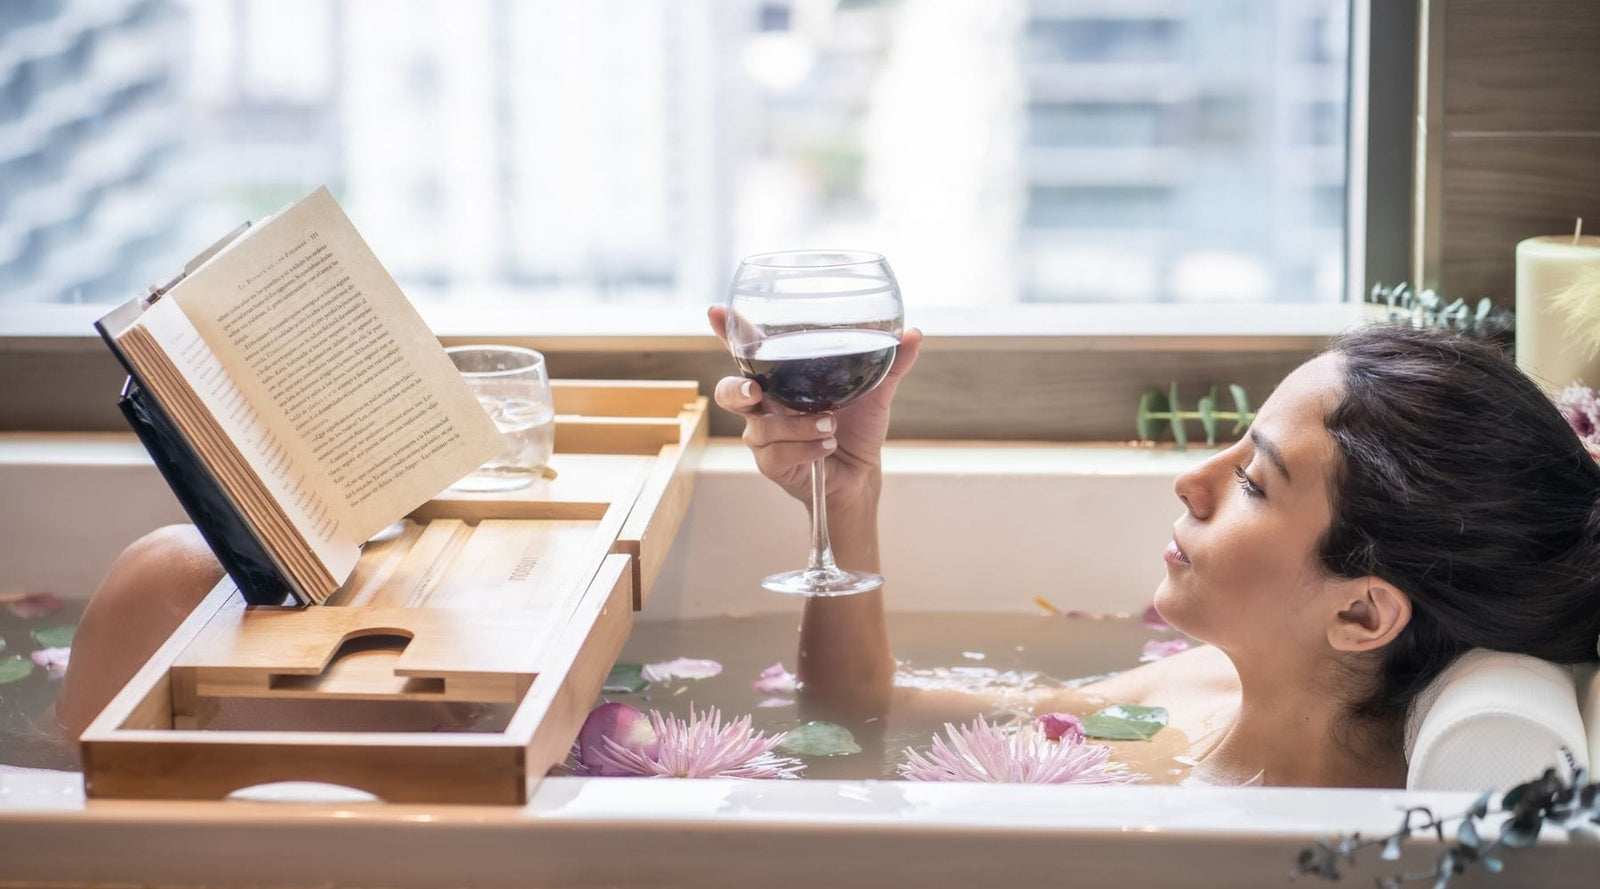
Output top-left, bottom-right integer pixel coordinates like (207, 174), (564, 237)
(1318, 324), (1600, 737)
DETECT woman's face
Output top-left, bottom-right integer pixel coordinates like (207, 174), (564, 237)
(1154, 354), (1347, 661)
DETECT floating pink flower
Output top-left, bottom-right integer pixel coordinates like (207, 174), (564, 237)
(752, 662), (797, 696)
(641, 657), (722, 683)
(1141, 604), (1170, 631)
(3, 592), (63, 619)
(1139, 638), (1191, 662)
(575, 702), (660, 776)
(898, 715), (1135, 785)
(575, 705), (803, 779)
(29, 647), (70, 679)
(1033, 712), (1085, 744)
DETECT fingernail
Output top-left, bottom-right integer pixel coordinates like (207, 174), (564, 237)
(816, 416), (834, 433)
(740, 380), (753, 399)
(822, 437), (837, 450)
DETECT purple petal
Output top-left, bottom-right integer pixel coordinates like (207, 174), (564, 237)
(1141, 604), (1170, 631)
(576, 702), (659, 776)
(29, 646), (70, 679)
(1034, 712), (1085, 744)
(752, 662), (797, 695)
(4, 593), (63, 620)
(641, 657), (722, 683)
(1139, 638), (1191, 662)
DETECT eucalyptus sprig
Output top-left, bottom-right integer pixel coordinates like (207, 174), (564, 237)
(1290, 755), (1600, 888)
(1366, 282), (1514, 342)
(1136, 383), (1255, 449)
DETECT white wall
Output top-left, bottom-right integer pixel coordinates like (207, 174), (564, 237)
(0, 436), (1205, 613)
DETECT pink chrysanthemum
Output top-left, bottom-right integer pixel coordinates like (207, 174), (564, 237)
(578, 706), (804, 779)
(898, 715), (1136, 785)
(1555, 382), (1600, 456)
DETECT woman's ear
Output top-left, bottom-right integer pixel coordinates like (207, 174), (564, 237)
(1327, 577), (1411, 652)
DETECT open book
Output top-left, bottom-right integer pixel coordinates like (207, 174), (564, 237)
(96, 187), (503, 606)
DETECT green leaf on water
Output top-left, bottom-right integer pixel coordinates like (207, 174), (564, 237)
(1083, 704), (1168, 741)
(602, 663), (649, 694)
(30, 625), (75, 648)
(777, 720), (861, 757)
(0, 655), (34, 684)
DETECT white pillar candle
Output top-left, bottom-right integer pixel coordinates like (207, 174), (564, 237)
(1515, 233), (1600, 392)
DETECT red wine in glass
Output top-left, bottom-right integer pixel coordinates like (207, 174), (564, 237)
(733, 328), (899, 413)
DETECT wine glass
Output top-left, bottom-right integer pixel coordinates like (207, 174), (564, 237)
(726, 250), (904, 596)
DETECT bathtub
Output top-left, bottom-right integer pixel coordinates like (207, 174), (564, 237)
(0, 436), (1595, 888)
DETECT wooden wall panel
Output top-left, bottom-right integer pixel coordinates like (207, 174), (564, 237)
(1428, 0), (1600, 301)
(1438, 134), (1600, 299)
(1443, 0), (1600, 132)
(0, 341), (1313, 444)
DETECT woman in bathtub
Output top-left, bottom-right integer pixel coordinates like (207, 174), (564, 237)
(704, 314), (1600, 787)
(55, 320), (1600, 787)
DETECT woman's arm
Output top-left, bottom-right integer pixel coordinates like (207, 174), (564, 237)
(708, 307), (921, 718)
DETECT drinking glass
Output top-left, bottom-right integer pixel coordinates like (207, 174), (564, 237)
(726, 251), (904, 596)
(446, 345), (555, 492)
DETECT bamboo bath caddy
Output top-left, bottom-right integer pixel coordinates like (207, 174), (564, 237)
(80, 380), (707, 805)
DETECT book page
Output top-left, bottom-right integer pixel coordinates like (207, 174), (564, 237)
(137, 297), (361, 586)
(167, 187), (502, 542)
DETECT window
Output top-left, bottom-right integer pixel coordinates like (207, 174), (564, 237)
(1, 0), (1354, 321)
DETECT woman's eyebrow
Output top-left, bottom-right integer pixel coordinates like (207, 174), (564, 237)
(1249, 428), (1291, 482)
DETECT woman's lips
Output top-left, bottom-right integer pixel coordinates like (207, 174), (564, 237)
(1164, 537), (1190, 566)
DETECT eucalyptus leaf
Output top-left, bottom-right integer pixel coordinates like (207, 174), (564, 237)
(1197, 395), (1217, 446)
(1167, 383), (1186, 448)
(1469, 789), (1493, 819)
(0, 635), (6, 654)
(1381, 834), (1403, 861)
(1228, 384), (1252, 433)
(1457, 817), (1480, 849)
(602, 663), (649, 694)
(1137, 388), (1168, 441)
(1082, 704), (1168, 741)
(1500, 813), (1542, 849)
(30, 624), (74, 648)
(0, 655), (33, 684)
(777, 720), (861, 757)
(1481, 854), (1503, 874)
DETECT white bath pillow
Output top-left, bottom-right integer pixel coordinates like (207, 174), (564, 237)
(1579, 664), (1599, 774)
(1404, 649), (1589, 792)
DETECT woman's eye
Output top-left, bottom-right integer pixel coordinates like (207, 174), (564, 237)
(1233, 465), (1265, 498)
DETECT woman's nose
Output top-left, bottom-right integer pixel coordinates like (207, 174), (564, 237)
(1174, 460), (1215, 520)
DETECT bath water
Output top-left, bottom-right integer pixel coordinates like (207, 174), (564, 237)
(0, 606), (1199, 784)
(608, 612), (1199, 783)
(0, 597), (85, 771)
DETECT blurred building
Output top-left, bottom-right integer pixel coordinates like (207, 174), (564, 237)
(0, 0), (189, 305)
(1017, 0), (1347, 303)
(0, 0), (1349, 310)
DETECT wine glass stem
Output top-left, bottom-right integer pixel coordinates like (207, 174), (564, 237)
(806, 456), (840, 575)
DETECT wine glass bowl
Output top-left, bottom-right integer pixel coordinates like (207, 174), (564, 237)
(726, 250), (904, 597)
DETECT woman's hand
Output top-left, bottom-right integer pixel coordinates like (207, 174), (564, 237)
(707, 305), (923, 519)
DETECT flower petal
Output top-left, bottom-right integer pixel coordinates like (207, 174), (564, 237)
(1034, 712), (1085, 744)
(1139, 638), (1191, 662)
(752, 661), (797, 695)
(1141, 604), (1171, 631)
(4, 593), (63, 619)
(576, 702), (659, 776)
(641, 657), (722, 683)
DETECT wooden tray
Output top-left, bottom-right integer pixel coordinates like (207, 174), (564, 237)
(79, 381), (707, 804)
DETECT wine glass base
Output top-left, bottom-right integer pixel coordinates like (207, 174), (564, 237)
(760, 567), (884, 597)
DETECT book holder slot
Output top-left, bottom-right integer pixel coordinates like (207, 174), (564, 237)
(81, 382), (707, 804)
